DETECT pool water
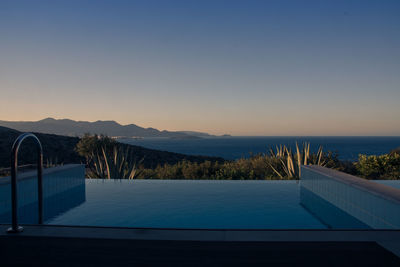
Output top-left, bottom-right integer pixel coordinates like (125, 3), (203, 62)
(4, 178), (398, 229)
(48, 180), (328, 229)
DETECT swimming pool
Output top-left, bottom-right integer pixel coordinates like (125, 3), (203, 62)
(1, 164), (400, 230)
(48, 180), (330, 229)
(47, 178), (400, 229)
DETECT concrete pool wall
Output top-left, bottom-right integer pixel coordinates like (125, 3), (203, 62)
(0, 164), (85, 223)
(301, 165), (400, 229)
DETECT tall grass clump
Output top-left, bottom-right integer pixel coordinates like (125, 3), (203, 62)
(267, 142), (330, 179)
(76, 134), (143, 179)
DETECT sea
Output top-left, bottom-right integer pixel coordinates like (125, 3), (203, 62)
(118, 136), (400, 162)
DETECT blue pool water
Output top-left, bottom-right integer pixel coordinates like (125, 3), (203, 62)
(2, 178), (399, 229)
(118, 136), (400, 161)
(47, 180), (328, 229)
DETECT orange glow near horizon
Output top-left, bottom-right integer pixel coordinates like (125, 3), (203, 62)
(1, 1), (399, 136)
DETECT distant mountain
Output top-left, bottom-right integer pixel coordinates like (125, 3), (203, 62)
(0, 126), (223, 169)
(0, 118), (213, 138)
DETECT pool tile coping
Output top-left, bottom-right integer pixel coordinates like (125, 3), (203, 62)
(302, 165), (400, 205)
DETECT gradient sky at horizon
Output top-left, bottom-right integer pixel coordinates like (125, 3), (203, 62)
(0, 0), (399, 136)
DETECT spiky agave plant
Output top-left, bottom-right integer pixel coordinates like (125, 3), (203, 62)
(269, 145), (286, 158)
(267, 142), (325, 179)
(89, 145), (144, 179)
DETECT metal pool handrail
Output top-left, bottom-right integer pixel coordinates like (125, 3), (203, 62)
(7, 133), (43, 233)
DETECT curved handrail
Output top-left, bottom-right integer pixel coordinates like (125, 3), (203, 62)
(7, 133), (43, 233)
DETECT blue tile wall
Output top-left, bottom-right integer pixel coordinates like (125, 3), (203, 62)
(301, 166), (400, 229)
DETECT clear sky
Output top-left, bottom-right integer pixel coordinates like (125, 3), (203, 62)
(0, 0), (399, 136)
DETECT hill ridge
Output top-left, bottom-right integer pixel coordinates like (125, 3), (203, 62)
(0, 118), (212, 138)
(0, 126), (223, 169)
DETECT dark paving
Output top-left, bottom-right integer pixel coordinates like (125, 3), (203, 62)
(0, 236), (399, 266)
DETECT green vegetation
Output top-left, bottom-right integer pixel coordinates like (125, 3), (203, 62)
(74, 134), (222, 170)
(355, 153), (400, 180)
(76, 135), (399, 180)
(76, 134), (143, 179)
(138, 147), (342, 180)
(1, 128), (398, 180)
(76, 136), (344, 180)
(267, 143), (327, 179)
(140, 158), (276, 180)
(0, 126), (221, 171)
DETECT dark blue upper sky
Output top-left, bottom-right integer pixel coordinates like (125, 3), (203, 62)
(1, 0), (399, 135)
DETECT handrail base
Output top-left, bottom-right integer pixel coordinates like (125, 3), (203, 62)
(7, 226), (24, 233)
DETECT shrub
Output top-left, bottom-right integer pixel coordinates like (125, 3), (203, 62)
(355, 153), (400, 180)
(266, 142), (339, 179)
(76, 134), (143, 179)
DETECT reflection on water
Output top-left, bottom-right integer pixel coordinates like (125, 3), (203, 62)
(300, 186), (370, 229)
(1, 177), (385, 229)
(0, 178), (86, 224)
(48, 180), (328, 229)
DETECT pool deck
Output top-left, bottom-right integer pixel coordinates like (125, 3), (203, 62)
(1, 224), (400, 266)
